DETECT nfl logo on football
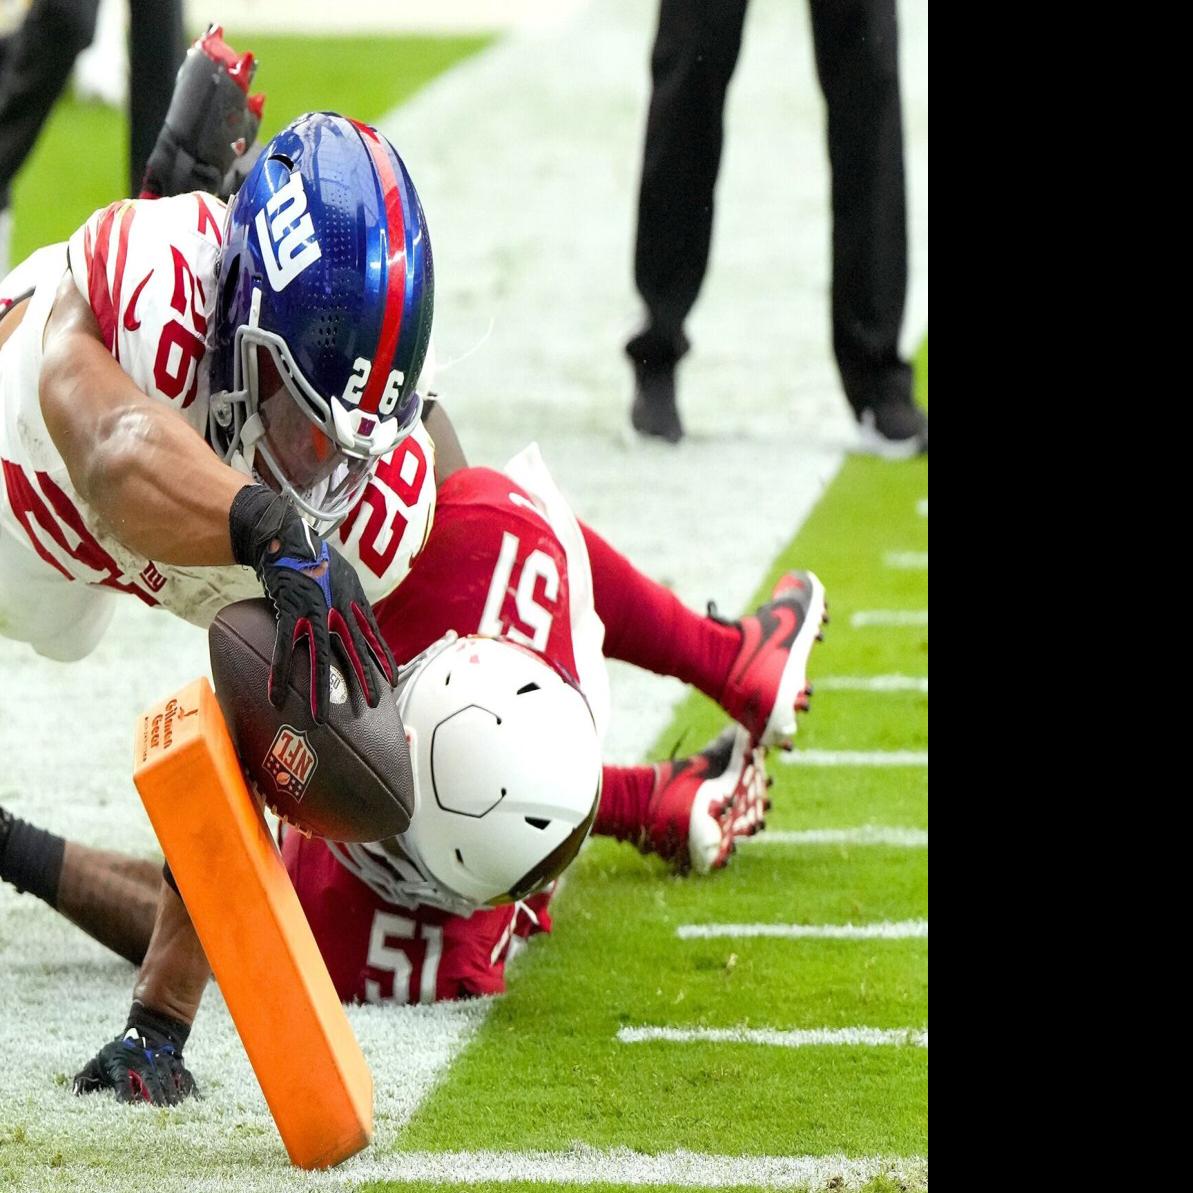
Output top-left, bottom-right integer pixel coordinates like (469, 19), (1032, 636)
(263, 726), (318, 801)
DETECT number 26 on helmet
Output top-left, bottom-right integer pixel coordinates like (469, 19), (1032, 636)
(209, 111), (435, 530)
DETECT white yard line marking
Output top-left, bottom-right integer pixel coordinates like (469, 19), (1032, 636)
(329, 1147), (928, 1190)
(778, 749), (928, 766)
(618, 1026), (928, 1048)
(677, 920), (927, 940)
(741, 827), (928, 847)
(817, 675), (928, 692)
(916, 498), (928, 517)
(850, 610), (929, 627)
(883, 551), (928, 569)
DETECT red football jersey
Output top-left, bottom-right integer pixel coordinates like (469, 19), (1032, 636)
(283, 829), (552, 1004)
(285, 465), (578, 1002)
(373, 465), (578, 677)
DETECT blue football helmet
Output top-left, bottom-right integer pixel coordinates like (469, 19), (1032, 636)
(209, 112), (434, 529)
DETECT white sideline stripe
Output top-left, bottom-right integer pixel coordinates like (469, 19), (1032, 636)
(778, 749), (928, 767)
(349, 1148), (929, 1190)
(917, 498), (929, 517)
(851, 610), (929, 627)
(818, 674), (928, 692)
(618, 1026), (928, 1049)
(883, 551), (928, 569)
(183, 0), (591, 34)
(677, 919), (927, 940)
(742, 827), (928, 847)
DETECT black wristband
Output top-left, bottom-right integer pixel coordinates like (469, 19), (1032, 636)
(128, 1000), (191, 1052)
(228, 484), (290, 570)
(0, 812), (66, 905)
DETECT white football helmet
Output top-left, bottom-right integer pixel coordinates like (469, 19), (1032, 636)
(347, 633), (602, 914)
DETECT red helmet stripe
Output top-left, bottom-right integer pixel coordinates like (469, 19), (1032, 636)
(350, 120), (407, 417)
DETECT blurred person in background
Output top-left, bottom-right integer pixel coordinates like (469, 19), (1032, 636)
(625, 0), (926, 458)
(0, 0), (184, 274)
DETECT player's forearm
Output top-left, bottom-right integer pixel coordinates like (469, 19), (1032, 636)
(133, 884), (211, 1026)
(40, 280), (249, 565)
(57, 842), (162, 967)
(76, 402), (248, 564)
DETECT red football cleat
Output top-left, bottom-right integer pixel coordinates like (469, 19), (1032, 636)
(640, 726), (770, 875)
(717, 570), (827, 748)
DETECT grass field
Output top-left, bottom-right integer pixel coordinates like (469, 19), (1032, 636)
(383, 349), (929, 1188)
(1, 4), (926, 1188)
(6, 34), (489, 265)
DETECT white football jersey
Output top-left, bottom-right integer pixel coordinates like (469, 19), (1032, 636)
(0, 193), (436, 647)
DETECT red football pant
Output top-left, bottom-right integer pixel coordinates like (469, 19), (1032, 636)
(580, 520), (739, 701)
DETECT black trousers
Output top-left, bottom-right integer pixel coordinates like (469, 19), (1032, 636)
(627, 0), (912, 416)
(0, 0), (183, 209)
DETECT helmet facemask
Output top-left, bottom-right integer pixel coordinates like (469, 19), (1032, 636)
(210, 284), (423, 533)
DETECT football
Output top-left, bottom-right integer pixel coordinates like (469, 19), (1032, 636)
(207, 598), (414, 842)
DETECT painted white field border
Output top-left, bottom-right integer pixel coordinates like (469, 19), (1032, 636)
(618, 1026), (928, 1048)
(917, 498), (928, 517)
(334, 1147), (930, 1191)
(742, 827), (928, 847)
(677, 919), (927, 940)
(818, 674), (928, 692)
(884, 551), (928, 569)
(851, 610), (929, 627)
(146, 1148), (928, 1192)
(778, 749), (928, 767)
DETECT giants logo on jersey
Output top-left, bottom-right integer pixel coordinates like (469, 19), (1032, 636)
(263, 726), (318, 801)
(256, 172), (322, 292)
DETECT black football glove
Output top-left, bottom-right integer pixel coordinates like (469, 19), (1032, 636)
(229, 485), (398, 723)
(73, 1002), (197, 1106)
(139, 25), (265, 201)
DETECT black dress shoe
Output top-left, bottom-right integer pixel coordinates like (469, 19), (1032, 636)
(630, 366), (683, 444)
(857, 397), (928, 459)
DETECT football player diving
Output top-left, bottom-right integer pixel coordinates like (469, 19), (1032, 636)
(0, 441), (827, 1100)
(0, 31), (437, 1107)
(0, 30), (828, 1106)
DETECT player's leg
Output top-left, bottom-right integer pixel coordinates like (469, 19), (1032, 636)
(0, 806), (160, 964)
(581, 518), (740, 696)
(0, 504), (118, 659)
(595, 726), (770, 875)
(581, 519), (826, 747)
(124, 0), (184, 196)
(627, 0), (750, 441)
(0, 0), (101, 204)
(809, 0), (924, 455)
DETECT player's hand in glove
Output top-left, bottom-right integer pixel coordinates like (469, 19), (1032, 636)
(229, 484), (398, 723)
(73, 1002), (198, 1106)
(139, 25), (266, 201)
